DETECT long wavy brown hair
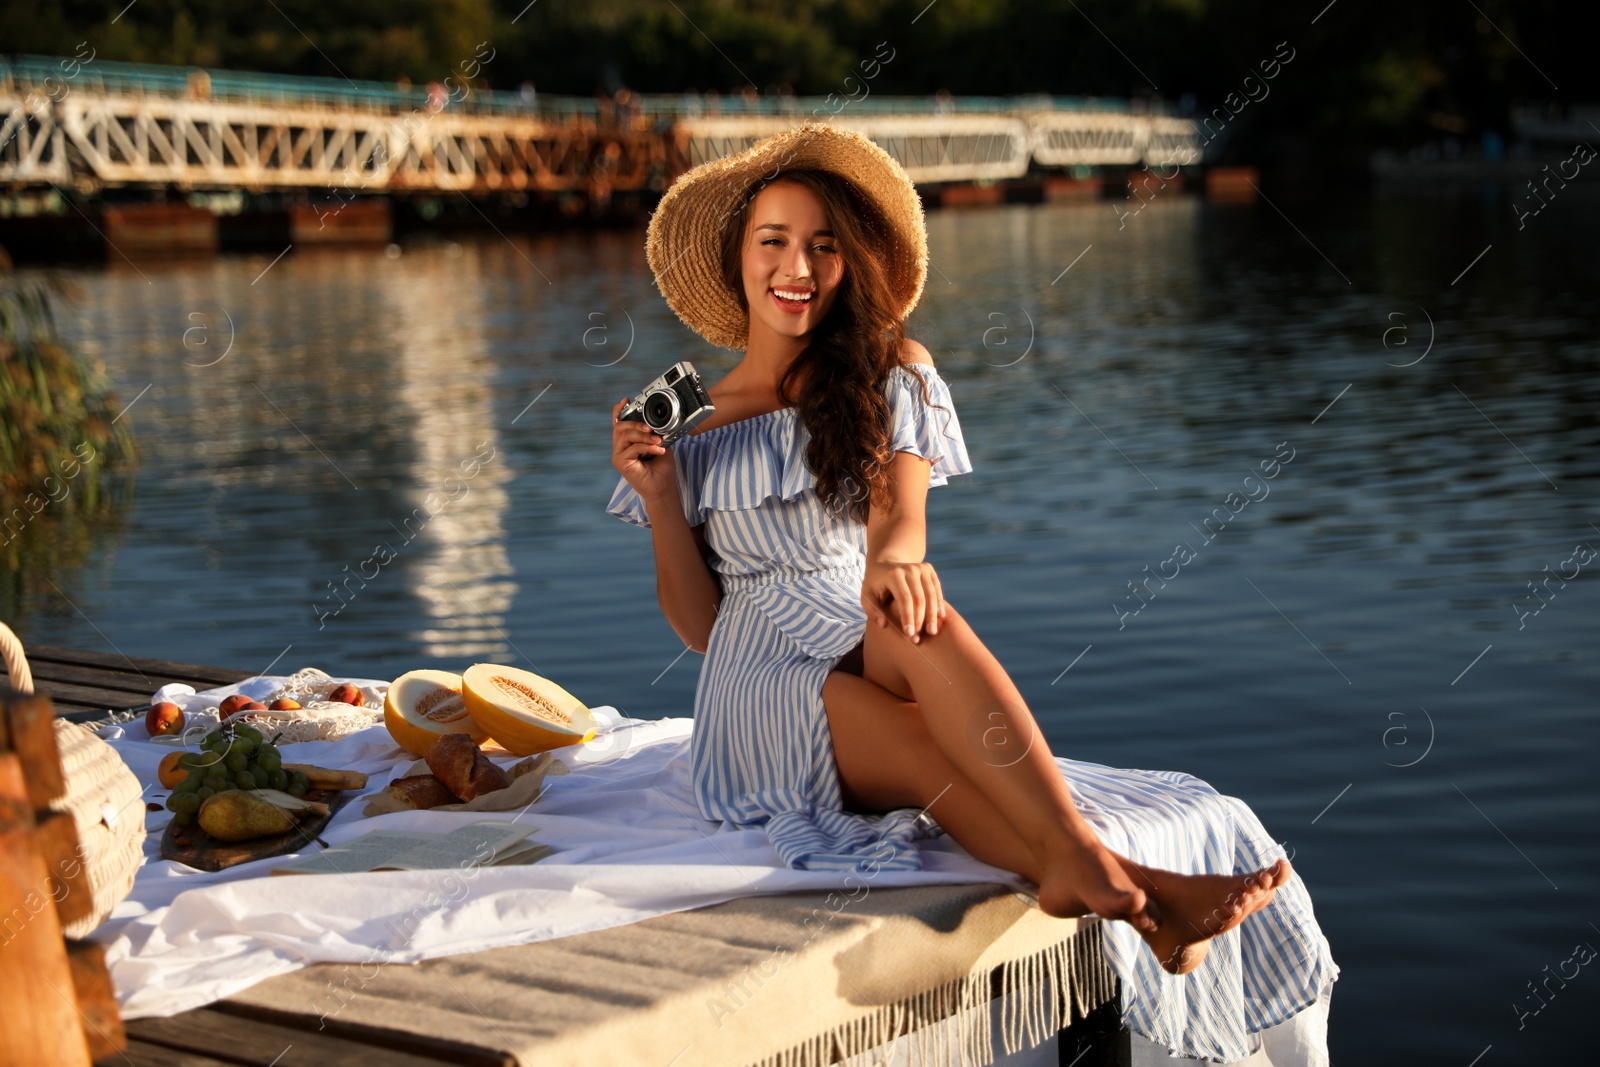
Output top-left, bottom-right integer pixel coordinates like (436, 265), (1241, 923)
(719, 168), (949, 525)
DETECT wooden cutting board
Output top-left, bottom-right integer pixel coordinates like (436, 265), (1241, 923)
(159, 790), (355, 872)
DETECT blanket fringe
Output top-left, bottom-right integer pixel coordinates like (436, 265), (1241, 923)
(746, 925), (1114, 1067)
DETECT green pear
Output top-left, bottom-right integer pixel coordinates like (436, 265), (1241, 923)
(197, 789), (299, 841)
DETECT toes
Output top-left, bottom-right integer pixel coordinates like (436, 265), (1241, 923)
(1250, 861), (1289, 895)
(1094, 887), (1157, 932)
(1126, 886), (1149, 917)
(1243, 867), (1281, 898)
(1254, 860), (1288, 890)
(1210, 896), (1246, 935)
(1100, 886), (1148, 924)
(1132, 893), (1161, 932)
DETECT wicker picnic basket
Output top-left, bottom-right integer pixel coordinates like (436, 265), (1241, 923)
(1, 622), (145, 937)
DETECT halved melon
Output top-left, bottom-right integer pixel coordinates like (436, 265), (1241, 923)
(461, 663), (596, 756)
(384, 669), (488, 757)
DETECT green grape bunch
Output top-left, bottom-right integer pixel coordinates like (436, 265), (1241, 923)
(165, 722), (311, 825)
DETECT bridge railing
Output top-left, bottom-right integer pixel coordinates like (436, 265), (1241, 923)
(2, 54), (1179, 122)
(1, 54), (1203, 191)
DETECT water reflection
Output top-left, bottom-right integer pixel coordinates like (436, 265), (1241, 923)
(383, 269), (516, 660)
(17, 245), (530, 666)
(5, 188), (1599, 1062)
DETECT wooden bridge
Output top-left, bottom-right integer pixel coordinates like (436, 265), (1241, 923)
(1, 54), (1203, 197)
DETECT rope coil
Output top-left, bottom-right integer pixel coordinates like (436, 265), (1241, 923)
(0, 620), (34, 694)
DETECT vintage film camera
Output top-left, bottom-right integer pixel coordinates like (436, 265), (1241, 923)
(616, 361), (716, 456)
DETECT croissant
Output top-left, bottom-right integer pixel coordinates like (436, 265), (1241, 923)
(383, 773), (460, 810)
(425, 733), (511, 801)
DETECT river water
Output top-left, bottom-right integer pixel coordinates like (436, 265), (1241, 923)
(8, 185), (1598, 1061)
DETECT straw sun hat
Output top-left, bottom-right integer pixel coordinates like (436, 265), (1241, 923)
(645, 120), (929, 351)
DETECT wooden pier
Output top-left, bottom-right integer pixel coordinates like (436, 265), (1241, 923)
(6, 644), (1129, 1067)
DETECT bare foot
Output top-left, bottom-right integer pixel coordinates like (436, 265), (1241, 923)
(1035, 837), (1160, 935)
(1116, 859), (1292, 975)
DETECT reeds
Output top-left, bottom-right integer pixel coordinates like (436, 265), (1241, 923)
(0, 263), (138, 604)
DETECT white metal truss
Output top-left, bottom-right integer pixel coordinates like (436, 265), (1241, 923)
(1, 91), (1204, 192)
(59, 95), (394, 189)
(1029, 112), (1203, 168)
(843, 115), (1034, 182)
(679, 115), (1034, 183)
(0, 95), (71, 182)
(0, 91), (595, 193)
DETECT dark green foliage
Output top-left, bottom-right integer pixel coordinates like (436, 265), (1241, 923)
(0, 1), (1580, 156)
(0, 268), (137, 591)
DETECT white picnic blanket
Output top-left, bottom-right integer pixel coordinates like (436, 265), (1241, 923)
(89, 674), (1330, 1065)
(92, 675), (1042, 1017)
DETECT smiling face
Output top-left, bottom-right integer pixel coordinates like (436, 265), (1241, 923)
(739, 179), (847, 342)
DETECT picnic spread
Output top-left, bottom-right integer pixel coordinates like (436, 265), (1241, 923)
(67, 664), (1336, 1065)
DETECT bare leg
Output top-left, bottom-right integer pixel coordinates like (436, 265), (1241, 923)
(823, 664), (1288, 972)
(828, 602), (1288, 974)
(823, 670), (1049, 887)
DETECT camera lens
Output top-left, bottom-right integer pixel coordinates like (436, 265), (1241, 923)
(643, 389), (678, 431)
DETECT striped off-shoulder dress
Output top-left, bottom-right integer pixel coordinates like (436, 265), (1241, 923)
(607, 363), (967, 873)
(606, 362), (1337, 1062)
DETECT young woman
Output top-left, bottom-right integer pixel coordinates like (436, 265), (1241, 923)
(607, 125), (1322, 1002)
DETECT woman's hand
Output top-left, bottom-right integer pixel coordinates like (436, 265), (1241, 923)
(862, 558), (948, 643)
(611, 397), (678, 505)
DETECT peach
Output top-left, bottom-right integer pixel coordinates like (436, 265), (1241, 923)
(268, 697), (302, 711)
(157, 751), (187, 788)
(218, 694), (254, 716)
(328, 684), (365, 707)
(221, 700), (268, 724)
(146, 701), (185, 737)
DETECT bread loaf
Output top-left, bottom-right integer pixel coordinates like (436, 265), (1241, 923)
(383, 773), (460, 810)
(424, 733), (511, 801)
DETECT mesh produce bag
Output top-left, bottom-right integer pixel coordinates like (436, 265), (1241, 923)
(215, 667), (384, 743)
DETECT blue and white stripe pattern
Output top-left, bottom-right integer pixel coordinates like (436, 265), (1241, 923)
(607, 363), (970, 872)
(1055, 757), (1338, 1061)
(606, 362), (1336, 1061)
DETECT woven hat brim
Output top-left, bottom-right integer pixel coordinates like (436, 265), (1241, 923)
(645, 121), (929, 351)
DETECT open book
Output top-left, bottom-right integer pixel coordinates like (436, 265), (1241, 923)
(271, 819), (552, 876)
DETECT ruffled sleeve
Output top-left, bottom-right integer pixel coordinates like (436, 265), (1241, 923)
(604, 437), (713, 529)
(883, 363), (973, 488)
(604, 477), (652, 528)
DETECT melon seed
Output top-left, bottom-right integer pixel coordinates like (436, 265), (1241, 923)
(417, 686), (467, 723)
(491, 675), (572, 725)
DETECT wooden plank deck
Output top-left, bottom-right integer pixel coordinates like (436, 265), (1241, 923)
(27, 644), (252, 724)
(15, 642), (1127, 1067)
(121, 1006), (487, 1066)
